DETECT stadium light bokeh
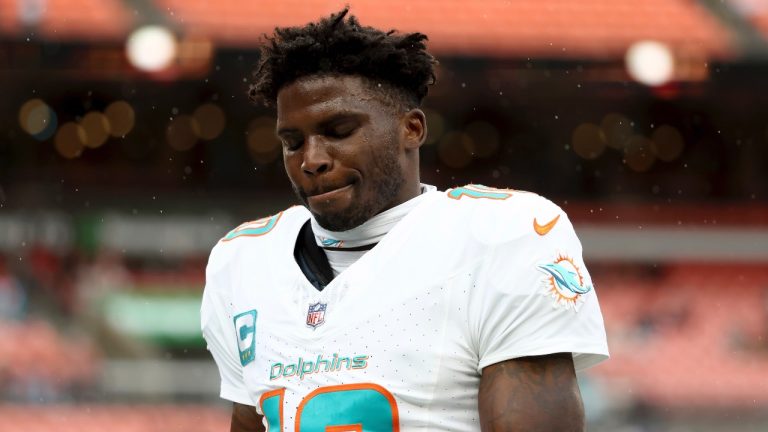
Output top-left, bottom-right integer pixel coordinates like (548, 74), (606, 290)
(601, 113), (634, 150)
(437, 131), (474, 169)
(166, 115), (199, 151)
(104, 101), (136, 138)
(19, 99), (57, 141)
(247, 117), (281, 164)
(81, 112), (111, 149)
(126, 26), (178, 72)
(651, 125), (685, 162)
(625, 40), (675, 87)
(192, 104), (226, 141)
(624, 135), (656, 172)
(54, 122), (86, 159)
(572, 123), (607, 160)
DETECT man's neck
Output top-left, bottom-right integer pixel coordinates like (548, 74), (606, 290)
(311, 183), (434, 250)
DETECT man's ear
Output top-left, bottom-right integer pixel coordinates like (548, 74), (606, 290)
(402, 109), (427, 150)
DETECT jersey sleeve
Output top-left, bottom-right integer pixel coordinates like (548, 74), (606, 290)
(472, 201), (609, 373)
(200, 242), (253, 405)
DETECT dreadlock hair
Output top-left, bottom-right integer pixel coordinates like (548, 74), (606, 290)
(249, 7), (437, 110)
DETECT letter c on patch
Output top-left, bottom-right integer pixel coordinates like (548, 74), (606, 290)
(233, 310), (257, 366)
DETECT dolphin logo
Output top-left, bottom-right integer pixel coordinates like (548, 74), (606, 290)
(538, 262), (592, 295)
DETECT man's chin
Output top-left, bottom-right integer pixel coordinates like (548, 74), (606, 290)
(293, 184), (373, 231)
(310, 207), (369, 232)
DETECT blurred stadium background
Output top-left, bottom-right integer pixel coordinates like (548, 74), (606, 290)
(2, 0), (768, 430)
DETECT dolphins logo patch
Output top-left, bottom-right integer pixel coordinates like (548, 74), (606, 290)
(537, 255), (593, 311)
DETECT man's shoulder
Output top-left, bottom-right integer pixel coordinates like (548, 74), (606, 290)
(441, 184), (563, 223)
(206, 206), (309, 267)
(429, 184), (564, 243)
(219, 205), (309, 243)
(438, 184), (554, 208)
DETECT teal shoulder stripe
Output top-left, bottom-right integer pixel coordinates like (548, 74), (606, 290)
(222, 212), (282, 241)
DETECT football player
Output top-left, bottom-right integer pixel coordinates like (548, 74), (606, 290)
(201, 8), (608, 431)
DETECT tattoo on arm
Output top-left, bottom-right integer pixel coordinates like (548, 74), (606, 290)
(231, 402), (265, 432)
(478, 353), (585, 432)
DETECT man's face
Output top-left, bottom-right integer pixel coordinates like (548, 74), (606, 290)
(276, 75), (408, 231)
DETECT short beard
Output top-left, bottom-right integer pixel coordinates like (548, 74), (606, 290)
(292, 143), (404, 232)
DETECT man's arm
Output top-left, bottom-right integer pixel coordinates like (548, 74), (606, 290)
(478, 353), (584, 432)
(231, 403), (265, 432)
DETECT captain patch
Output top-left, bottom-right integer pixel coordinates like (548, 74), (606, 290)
(233, 309), (257, 366)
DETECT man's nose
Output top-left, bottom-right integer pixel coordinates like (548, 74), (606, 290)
(301, 135), (332, 175)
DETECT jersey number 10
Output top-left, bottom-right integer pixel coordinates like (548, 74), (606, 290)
(260, 383), (400, 431)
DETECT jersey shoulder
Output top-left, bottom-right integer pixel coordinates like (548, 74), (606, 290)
(219, 205), (309, 243)
(433, 184), (568, 245)
(206, 205), (309, 276)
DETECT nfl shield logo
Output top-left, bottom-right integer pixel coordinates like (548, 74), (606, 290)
(306, 302), (327, 329)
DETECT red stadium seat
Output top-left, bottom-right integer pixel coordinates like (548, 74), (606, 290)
(593, 263), (768, 408)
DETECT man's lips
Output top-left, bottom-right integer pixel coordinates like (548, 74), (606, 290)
(306, 179), (356, 197)
(306, 183), (354, 205)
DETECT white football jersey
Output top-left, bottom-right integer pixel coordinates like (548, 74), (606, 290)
(201, 185), (609, 431)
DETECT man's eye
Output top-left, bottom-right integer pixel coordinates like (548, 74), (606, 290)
(326, 125), (356, 139)
(282, 139), (303, 150)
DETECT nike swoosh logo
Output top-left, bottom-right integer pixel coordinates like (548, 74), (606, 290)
(533, 214), (560, 236)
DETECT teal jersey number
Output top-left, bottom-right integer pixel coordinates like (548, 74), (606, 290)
(260, 389), (285, 431)
(260, 383), (400, 431)
(447, 184), (513, 200)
